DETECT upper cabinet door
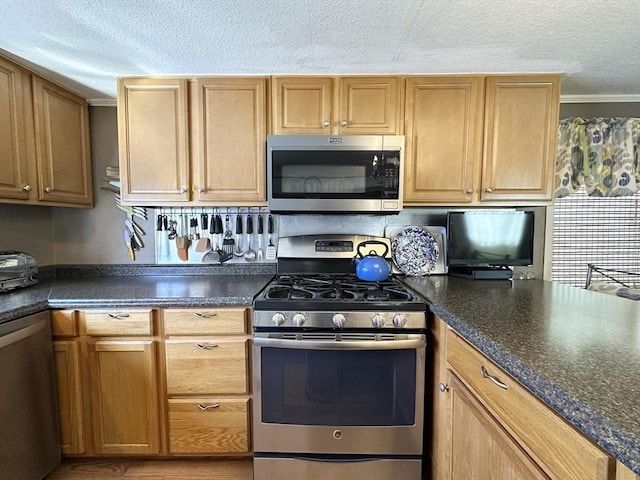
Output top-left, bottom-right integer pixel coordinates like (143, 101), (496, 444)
(271, 77), (333, 134)
(481, 75), (560, 202)
(32, 76), (93, 206)
(338, 77), (401, 134)
(0, 56), (30, 200)
(404, 76), (484, 204)
(192, 78), (267, 202)
(118, 78), (190, 204)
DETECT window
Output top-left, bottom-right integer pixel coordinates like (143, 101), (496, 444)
(552, 187), (640, 287)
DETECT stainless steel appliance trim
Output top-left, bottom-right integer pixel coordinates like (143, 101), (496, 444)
(253, 456), (422, 480)
(253, 334), (426, 351)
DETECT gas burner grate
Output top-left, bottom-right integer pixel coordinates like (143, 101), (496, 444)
(261, 274), (415, 303)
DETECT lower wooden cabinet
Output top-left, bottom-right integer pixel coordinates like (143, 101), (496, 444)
(51, 308), (162, 456)
(431, 315), (617, 480)
(163, 307), (251, 455)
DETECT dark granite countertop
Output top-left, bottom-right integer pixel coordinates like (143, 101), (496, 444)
(401, 275), (640, 476)
(0, 264), (275, 324)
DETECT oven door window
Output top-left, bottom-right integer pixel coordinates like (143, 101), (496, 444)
(270, 150), (400, 199)
(260, 347), (416, 426)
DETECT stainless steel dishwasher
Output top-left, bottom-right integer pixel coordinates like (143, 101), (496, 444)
(0, 311), (60, 480)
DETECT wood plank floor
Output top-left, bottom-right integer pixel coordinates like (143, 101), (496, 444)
(47, 458), (253, 480)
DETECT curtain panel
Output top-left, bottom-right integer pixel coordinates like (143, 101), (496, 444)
(555, 117), (640, 198)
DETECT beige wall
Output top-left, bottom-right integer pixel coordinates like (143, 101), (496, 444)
(0, 204), (54, 265)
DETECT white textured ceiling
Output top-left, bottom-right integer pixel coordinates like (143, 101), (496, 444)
(1, 0), (639, 105)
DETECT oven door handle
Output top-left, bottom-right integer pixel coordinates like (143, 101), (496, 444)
(252, 335), (425, 350)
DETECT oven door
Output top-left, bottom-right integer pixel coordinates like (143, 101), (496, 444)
(252, 333), (425, 455)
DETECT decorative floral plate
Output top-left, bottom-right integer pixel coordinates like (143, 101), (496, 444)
(392, 226), (440, 276)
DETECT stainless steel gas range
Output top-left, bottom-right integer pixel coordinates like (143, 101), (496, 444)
(252, 234), (427, 480)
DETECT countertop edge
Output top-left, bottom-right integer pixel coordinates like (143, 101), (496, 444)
(430, 302), (640, 476)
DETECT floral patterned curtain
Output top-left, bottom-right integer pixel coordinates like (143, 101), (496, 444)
(555, 117), (640, 198)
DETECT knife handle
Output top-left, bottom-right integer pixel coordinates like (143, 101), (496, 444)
(236, 214), (243, 234)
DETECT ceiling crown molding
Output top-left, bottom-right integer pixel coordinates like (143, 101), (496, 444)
(560, 94), (640, 104)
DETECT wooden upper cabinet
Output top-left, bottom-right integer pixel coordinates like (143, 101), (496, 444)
(118, 77), (190, 204)
(404, 76), (483, 204)
(404, 74), (560, 206)
(192, 77), (266, 202)
(337, 77), (401, 134)
(271, 76), (333, 134)
(0, 54), (92, 207)
(482, 75), (560, 202)
(32, 76), (93, 206)
(271, 76), (401, 135)
(117, 76), (267, 206)
(0, 56), (30, 200)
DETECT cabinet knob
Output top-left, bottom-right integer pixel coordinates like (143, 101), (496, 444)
(340, 120), (348, 126)
(322, 120), (330, 128)
(44, 186), (52, 193)
(22, 184), (31, 192)
(198, 187), (205, 193)
(485, 187), (493, 193)
(466, 188), (474, 194)
(439, 383), (449, 392)
(179, 187), (187, 194)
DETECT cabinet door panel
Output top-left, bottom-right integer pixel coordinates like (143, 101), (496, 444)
(272, 77), (333, 134)
(53, 340), (85, 455)
(482, 75), (559, 202)
(118, 78), (190, 204)
(339, 77), (401, 134)
(89, 340), (160, 455)
(404, 76), (483, 204)
(32, 76), (92, 205)
(0, 56), (30, 200)
(448, 372), (549, 480)
(165, 338), (248, 394)
(194, 78), (266, 202)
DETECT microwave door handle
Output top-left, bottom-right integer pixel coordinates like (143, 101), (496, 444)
(252, 336), (425, 351)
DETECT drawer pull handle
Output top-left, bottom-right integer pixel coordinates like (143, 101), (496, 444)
(195, 343), (218, 349)
(481, 365), (508, 390)
(197, 403), (220, 411)
(194, 312), (217, 318)
(108, 313), (130, 319)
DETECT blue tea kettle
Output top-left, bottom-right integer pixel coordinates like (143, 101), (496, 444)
(354, 240), (391, 282)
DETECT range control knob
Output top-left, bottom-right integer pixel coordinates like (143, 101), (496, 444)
(393, 314), (407, 328)
(271, 312), (286, 326)
(332, 313), (346, 328)
(293, 313), (306, 327)
(372, 314), (386, 328)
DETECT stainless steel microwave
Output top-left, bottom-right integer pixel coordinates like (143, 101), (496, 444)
(267, 135), (404, 213)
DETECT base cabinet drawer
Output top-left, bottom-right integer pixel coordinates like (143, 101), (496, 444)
(168, 398), (250, 454)
(165, 338), (249, 394)
(446, 330), (615, 480)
